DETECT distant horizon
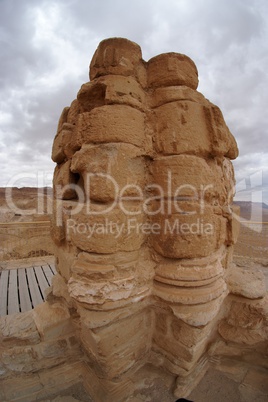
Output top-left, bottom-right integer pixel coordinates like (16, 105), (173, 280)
(1, 185), (267, 207)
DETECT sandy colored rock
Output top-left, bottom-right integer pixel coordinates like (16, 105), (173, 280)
(227, 266), (266, 299)
(66, 99), (81, 125)
(147, 52), (199, 90)
(78, 75), (146, 112)
(76, 105), (145, 148)
(203, 104), (239, 159)
(170, 291), (228, 326)
(32, 302), (72, 341)
(152, 101), (211, 156)
(90, 37), (146, 85)
(218, 298), (268, 345)
(151, 154), (224, 201)
(0, 311), (40, 345)
(2, 37), (252, 402)
(150, 85), (207, 109)
(66, 204), (146, 254)
(71, 143), (146, 202)
(52, 123), (80, 164)
(53, 160), (78, 200)
(154, 277), (227, 305)
(151, 202), (227, 258)
(155, 248), (225, 283)
(56, 106), (70, 133)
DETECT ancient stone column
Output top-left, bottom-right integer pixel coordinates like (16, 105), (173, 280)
(51, 37), (239, 400)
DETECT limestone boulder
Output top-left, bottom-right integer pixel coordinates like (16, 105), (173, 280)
(151, 101), (211, 156)
(53, 160), (78, 200)
(0, 311), (40, 346)
(170, 291), (228, 326)
(56, 106), (69, 133)
(151, 202), (227, 259)
(66, 99), (82, 125)
(227, 267), (266, 299)
(78, 75), (146, 112)
(51, 123), (80, 163)
(151, 155), (223, 202)
(218, 298), (268, 345)
(65, 204), (146, 254)
(153, 276), (227, 305)
(71, 143), (146, 202)
(77, 105), (145, 147)
(204, 104), (239, 159)
(90, 37), (146, 86)
(150, 85), (207, 109)
(155, 247), (225, 283)
(147, 53), (199, 90)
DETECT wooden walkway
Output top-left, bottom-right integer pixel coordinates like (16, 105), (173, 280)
(0, 263), (56, 316)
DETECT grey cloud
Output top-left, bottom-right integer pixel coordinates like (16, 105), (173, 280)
(0, 0), (267, 203)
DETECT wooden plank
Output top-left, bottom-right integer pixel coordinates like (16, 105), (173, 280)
(49, 263), (57, 275)
(26, 267), (43, 307)
(0, 270), (9, 316)
(8, 269), (20, 314)
(18, 269), (32, 312)
(34, 266), (50, 299)
(42, 264), (55, 285)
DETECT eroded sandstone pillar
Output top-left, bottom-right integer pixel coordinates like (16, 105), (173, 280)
(51, 37), (239, 400)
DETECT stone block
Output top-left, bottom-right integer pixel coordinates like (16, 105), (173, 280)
(71, 143), (146, 202)
(1, 373), (43, 401)
(77, 105), (145, 147)
(155, 248), (224, 286)
(54, 242), (77, 281)
(51, 133), (66, 164)
(227, 267), (266, 299)
(170, 291), (227, 326)
(171, 317), (213, 348)
(1, 346), (37, 373)
(151, 155), (223, 201)
(66, 203), (146, 254)
(66, 99), (81, 125)
(218, 320), (267, 345)
(154, 276), (227, 305)
(152, 101), (211, 156)
(226, 209), (240, 245)
(153, 330), (207, 364)
(68, 250), (151, 308)
(147, 52), (198, 90)
(52, 123), (80, 163)
(80, 312), (151, 379)
(0, 311), (40, 345)
(53, 160), (78, 200)
(71, 249), (139, 281)
(51, 273), (73, 306)
(150, 85), (207, 108)
(32, 302), (73, 341)
(56, 106), (70, 133)
(78, 75), (146, 111)
(151, 201), (227, 259)
(203, 104), (239, 159)
(90, 37), (144, 83)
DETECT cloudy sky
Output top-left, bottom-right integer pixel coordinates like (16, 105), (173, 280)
(0, 0), (267, 203)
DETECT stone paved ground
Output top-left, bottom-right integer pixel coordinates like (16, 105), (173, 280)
(44, 366), (268, 402)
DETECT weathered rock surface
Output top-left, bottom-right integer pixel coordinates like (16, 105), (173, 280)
(2, 37), (266, 402)
(227, 266), (266, 299)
